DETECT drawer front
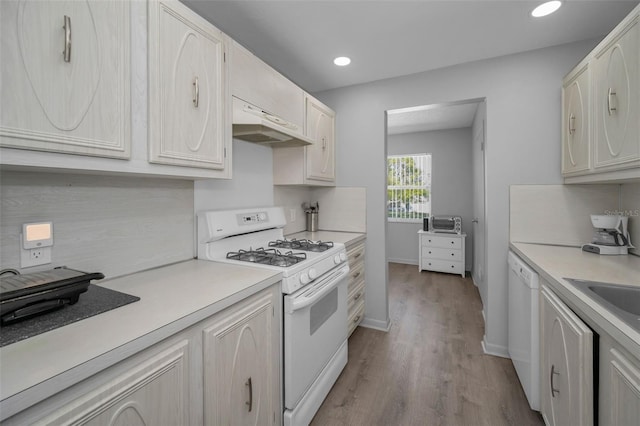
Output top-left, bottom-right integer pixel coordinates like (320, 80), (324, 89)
(348, 262), (364, 287)
(422, 247), (462, 261)
(348, 299), (365, 336)
(421, 259), (464, 275)
(347, 242), (365, 268)
(348, 279), (365, 311)
(422, 235), (461, 249)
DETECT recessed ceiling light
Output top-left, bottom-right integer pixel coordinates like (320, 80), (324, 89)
(334, 56), (351, 66)
(531, 1), (562, 18)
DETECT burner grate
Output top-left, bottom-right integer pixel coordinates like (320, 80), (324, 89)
(268, 239), (334, 253)
(226, 248), (307, 267)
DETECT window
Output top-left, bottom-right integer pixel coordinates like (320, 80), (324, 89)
(387, 153), (431, 222)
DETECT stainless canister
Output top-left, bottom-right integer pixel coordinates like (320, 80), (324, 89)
(306, 211), (318, 232)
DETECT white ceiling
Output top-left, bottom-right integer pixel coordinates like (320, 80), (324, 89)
(183, 0), (638, 93)
(182, 0), (637, 133)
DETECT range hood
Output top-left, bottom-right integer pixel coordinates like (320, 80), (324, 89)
(232, 97), (313, 147)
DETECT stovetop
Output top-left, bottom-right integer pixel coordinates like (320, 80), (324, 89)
(268, 239), (334, 253)
(226, 248), (307, 267)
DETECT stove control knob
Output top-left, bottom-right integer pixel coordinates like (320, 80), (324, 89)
(300, 273), (310, 285)
(334, 255), (341, 264)
(308, 268), (318, 280)
(340, 252), (347, 262)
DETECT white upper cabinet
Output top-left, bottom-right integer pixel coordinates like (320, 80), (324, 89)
(562, 64), (590, 175)
(592, 14), (639, 170)
(273, 94), (336, 186)
(563, 5), (640, 183)
(148, 0), (230, 174)
(305, 95), (336, 182)
(0, 0), (131, 159)
(231, 40), (304, 129)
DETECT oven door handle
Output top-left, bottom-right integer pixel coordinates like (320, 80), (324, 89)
(285, 266), (349, 313)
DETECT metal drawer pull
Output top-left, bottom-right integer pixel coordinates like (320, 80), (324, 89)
(354, 253), (361, 259)
(354, 292), (361, 300)
(63, 15), (71, 62)
(193, 77), (199, 108)
(607, 88), (617, 115)
(245, 377), (253, 411)
(550, 365), (560, 397)
(451, 253), (454, 256)
(353, 315), (361, 323)
(569, 113), (576, 135)
(353, 272), (361, 279)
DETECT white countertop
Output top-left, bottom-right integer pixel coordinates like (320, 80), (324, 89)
(286, 230), (366, 247)
(510, 242), (640, 359)
(0, 260), (281, 419)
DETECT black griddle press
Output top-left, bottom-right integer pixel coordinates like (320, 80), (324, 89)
(0, 267), (104, 325)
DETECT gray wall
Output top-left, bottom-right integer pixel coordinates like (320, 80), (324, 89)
(316, 39), (600, 348)
(387, 128), (473, 268)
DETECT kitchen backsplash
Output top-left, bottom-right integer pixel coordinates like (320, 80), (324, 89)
(510, 184), (619, 247)
(273, 186), (367, 235)
(620, 182), (640, 255)
(0, 171), (194, 278)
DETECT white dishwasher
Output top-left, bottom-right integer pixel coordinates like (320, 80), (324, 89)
(507, 251), (540, 411)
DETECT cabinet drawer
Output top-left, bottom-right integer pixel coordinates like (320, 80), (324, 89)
(348, 279), (365, 311)
(348, 299), (365, 336)
(422, 247), (462, 262)
(421, 259), (463, 275)
(422, 235), (461, 249)
(347, 243), (365, 268)
(348, 262), (364, 286)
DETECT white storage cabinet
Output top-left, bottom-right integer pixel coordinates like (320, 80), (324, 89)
(148, 0), (230, 174)
(0, 0), (131, 159)
(418, 231), (466, 277)
(539, 284), (594, 426)
(346, 239), (366, 336)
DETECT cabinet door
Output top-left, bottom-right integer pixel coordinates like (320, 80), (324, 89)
(203, 287), (277, 426)
(0, 0), (130, 158)
(540, 285), (594, 426)
(305, 96), (335, 182)
(562, 64), (590, 175)
(35, 341), (191, 425)
(593, 17), (639, 170)
(148, 0), (228, 171)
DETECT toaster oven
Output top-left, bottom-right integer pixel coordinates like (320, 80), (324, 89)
(430, 216), (462, 234)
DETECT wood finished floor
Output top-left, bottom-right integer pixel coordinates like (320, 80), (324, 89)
(311, 262), (544, 426)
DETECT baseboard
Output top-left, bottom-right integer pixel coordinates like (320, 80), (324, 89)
(387, 258), (418, 265)
(359, 316), (391, 332)
(481, 336), (510, 358)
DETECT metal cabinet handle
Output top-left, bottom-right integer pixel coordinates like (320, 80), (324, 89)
(569, 113), (576, 135)
(353, 315), (361, 323)
(354, 292), (362, 300)
(550, 365), (560, 397)
(353, 272), (361, 279)
(193, 77), (199, 108)
(354, 253), (361, 259)
(321, 137), (327, 150)
(245, 377), (252, 412)
(607, 88), (617, 115)
(63, 15), (71, 62)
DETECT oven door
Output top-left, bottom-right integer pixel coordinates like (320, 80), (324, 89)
(283, 264), (349, 409)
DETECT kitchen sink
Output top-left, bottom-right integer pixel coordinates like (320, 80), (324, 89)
(564, 278), (640, 332)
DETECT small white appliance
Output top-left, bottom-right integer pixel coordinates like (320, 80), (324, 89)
(582, 214), (633, 255)
(197, 207), (349, 426)
(508, 251), (540, 411)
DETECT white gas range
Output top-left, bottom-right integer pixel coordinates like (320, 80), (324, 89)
(197, 207), (349, 426)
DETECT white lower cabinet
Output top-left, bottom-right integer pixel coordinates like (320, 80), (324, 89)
(203, 286), (279, 426)
(3, 285), (281, 426)
(540, 284), (593, 426)
(599, 334), (640, 426)
(346, 239), (366, 336)
(418, 231), (466, 277)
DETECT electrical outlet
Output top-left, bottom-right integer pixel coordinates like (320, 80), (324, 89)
(20, 246), (52, 268)
(289, 209), (296, 222)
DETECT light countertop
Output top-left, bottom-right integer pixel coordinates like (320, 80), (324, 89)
(0, 260), (281, 420)
(286, 230), (366, 247)
(510, 242), (640, 360)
